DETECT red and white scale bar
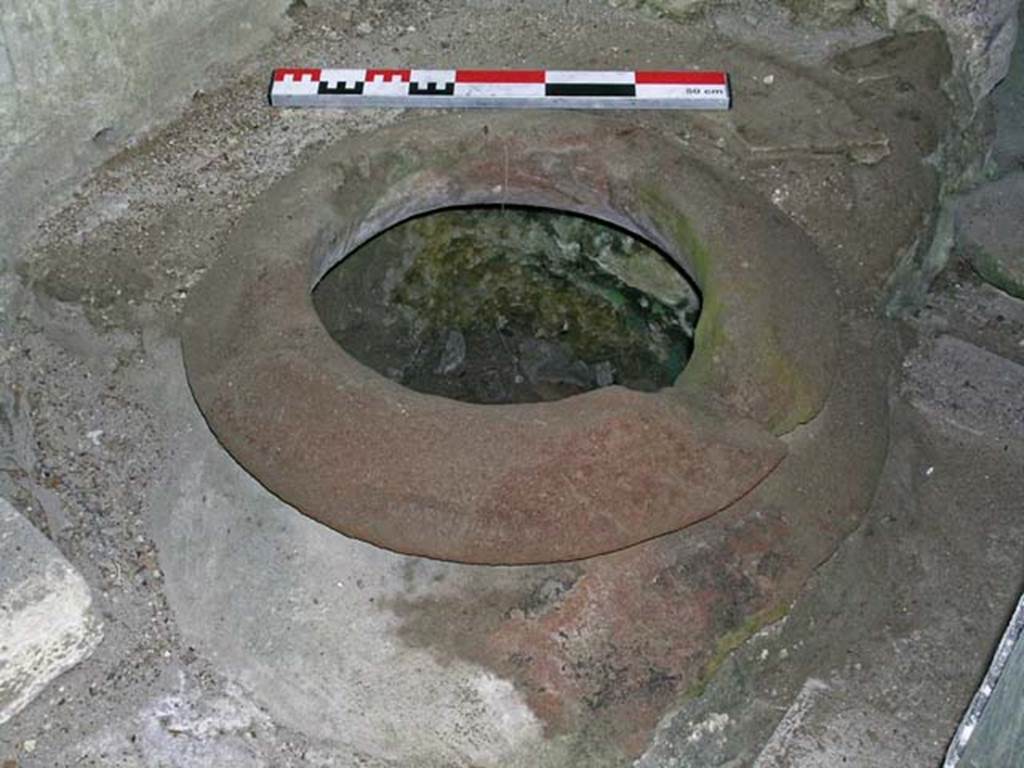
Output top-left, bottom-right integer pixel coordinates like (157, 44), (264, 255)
(270, 68), (730, 110)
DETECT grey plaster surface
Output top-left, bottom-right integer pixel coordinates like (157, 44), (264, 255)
(0, 0), (290, 271)
(144, 337), (552, 767)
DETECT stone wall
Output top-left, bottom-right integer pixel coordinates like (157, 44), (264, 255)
(879, 0), (1019, 105)
(0, 0), (290, 269)
(737, 0), (1019, 110)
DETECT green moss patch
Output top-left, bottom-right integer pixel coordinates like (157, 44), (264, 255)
(312, 206), (700, 404)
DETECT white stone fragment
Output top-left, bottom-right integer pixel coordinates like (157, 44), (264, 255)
(0, 498), (103, 724)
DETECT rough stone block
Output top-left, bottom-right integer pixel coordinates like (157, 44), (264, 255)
(0, 498), (102, 725)
(954, 172), (1024, 298)
(788, 0), (1017, 104)
(903, 334), (1024, 440)
(992, 3), (1024, 174)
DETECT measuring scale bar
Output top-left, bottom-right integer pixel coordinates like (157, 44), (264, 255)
(270, 68), (731, 110)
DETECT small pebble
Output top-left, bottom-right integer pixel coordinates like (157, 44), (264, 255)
(594, 361), (615, 387)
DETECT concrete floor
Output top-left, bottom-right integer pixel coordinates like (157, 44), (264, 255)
(1, 1), (1023, 766)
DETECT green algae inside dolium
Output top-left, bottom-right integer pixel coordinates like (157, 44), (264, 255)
(312, 206), (701, 404)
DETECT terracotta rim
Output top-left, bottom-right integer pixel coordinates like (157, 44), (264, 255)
(181, 112), (836, 564)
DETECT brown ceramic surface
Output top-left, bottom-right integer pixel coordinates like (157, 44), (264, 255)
(182, 112), (836, 563)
